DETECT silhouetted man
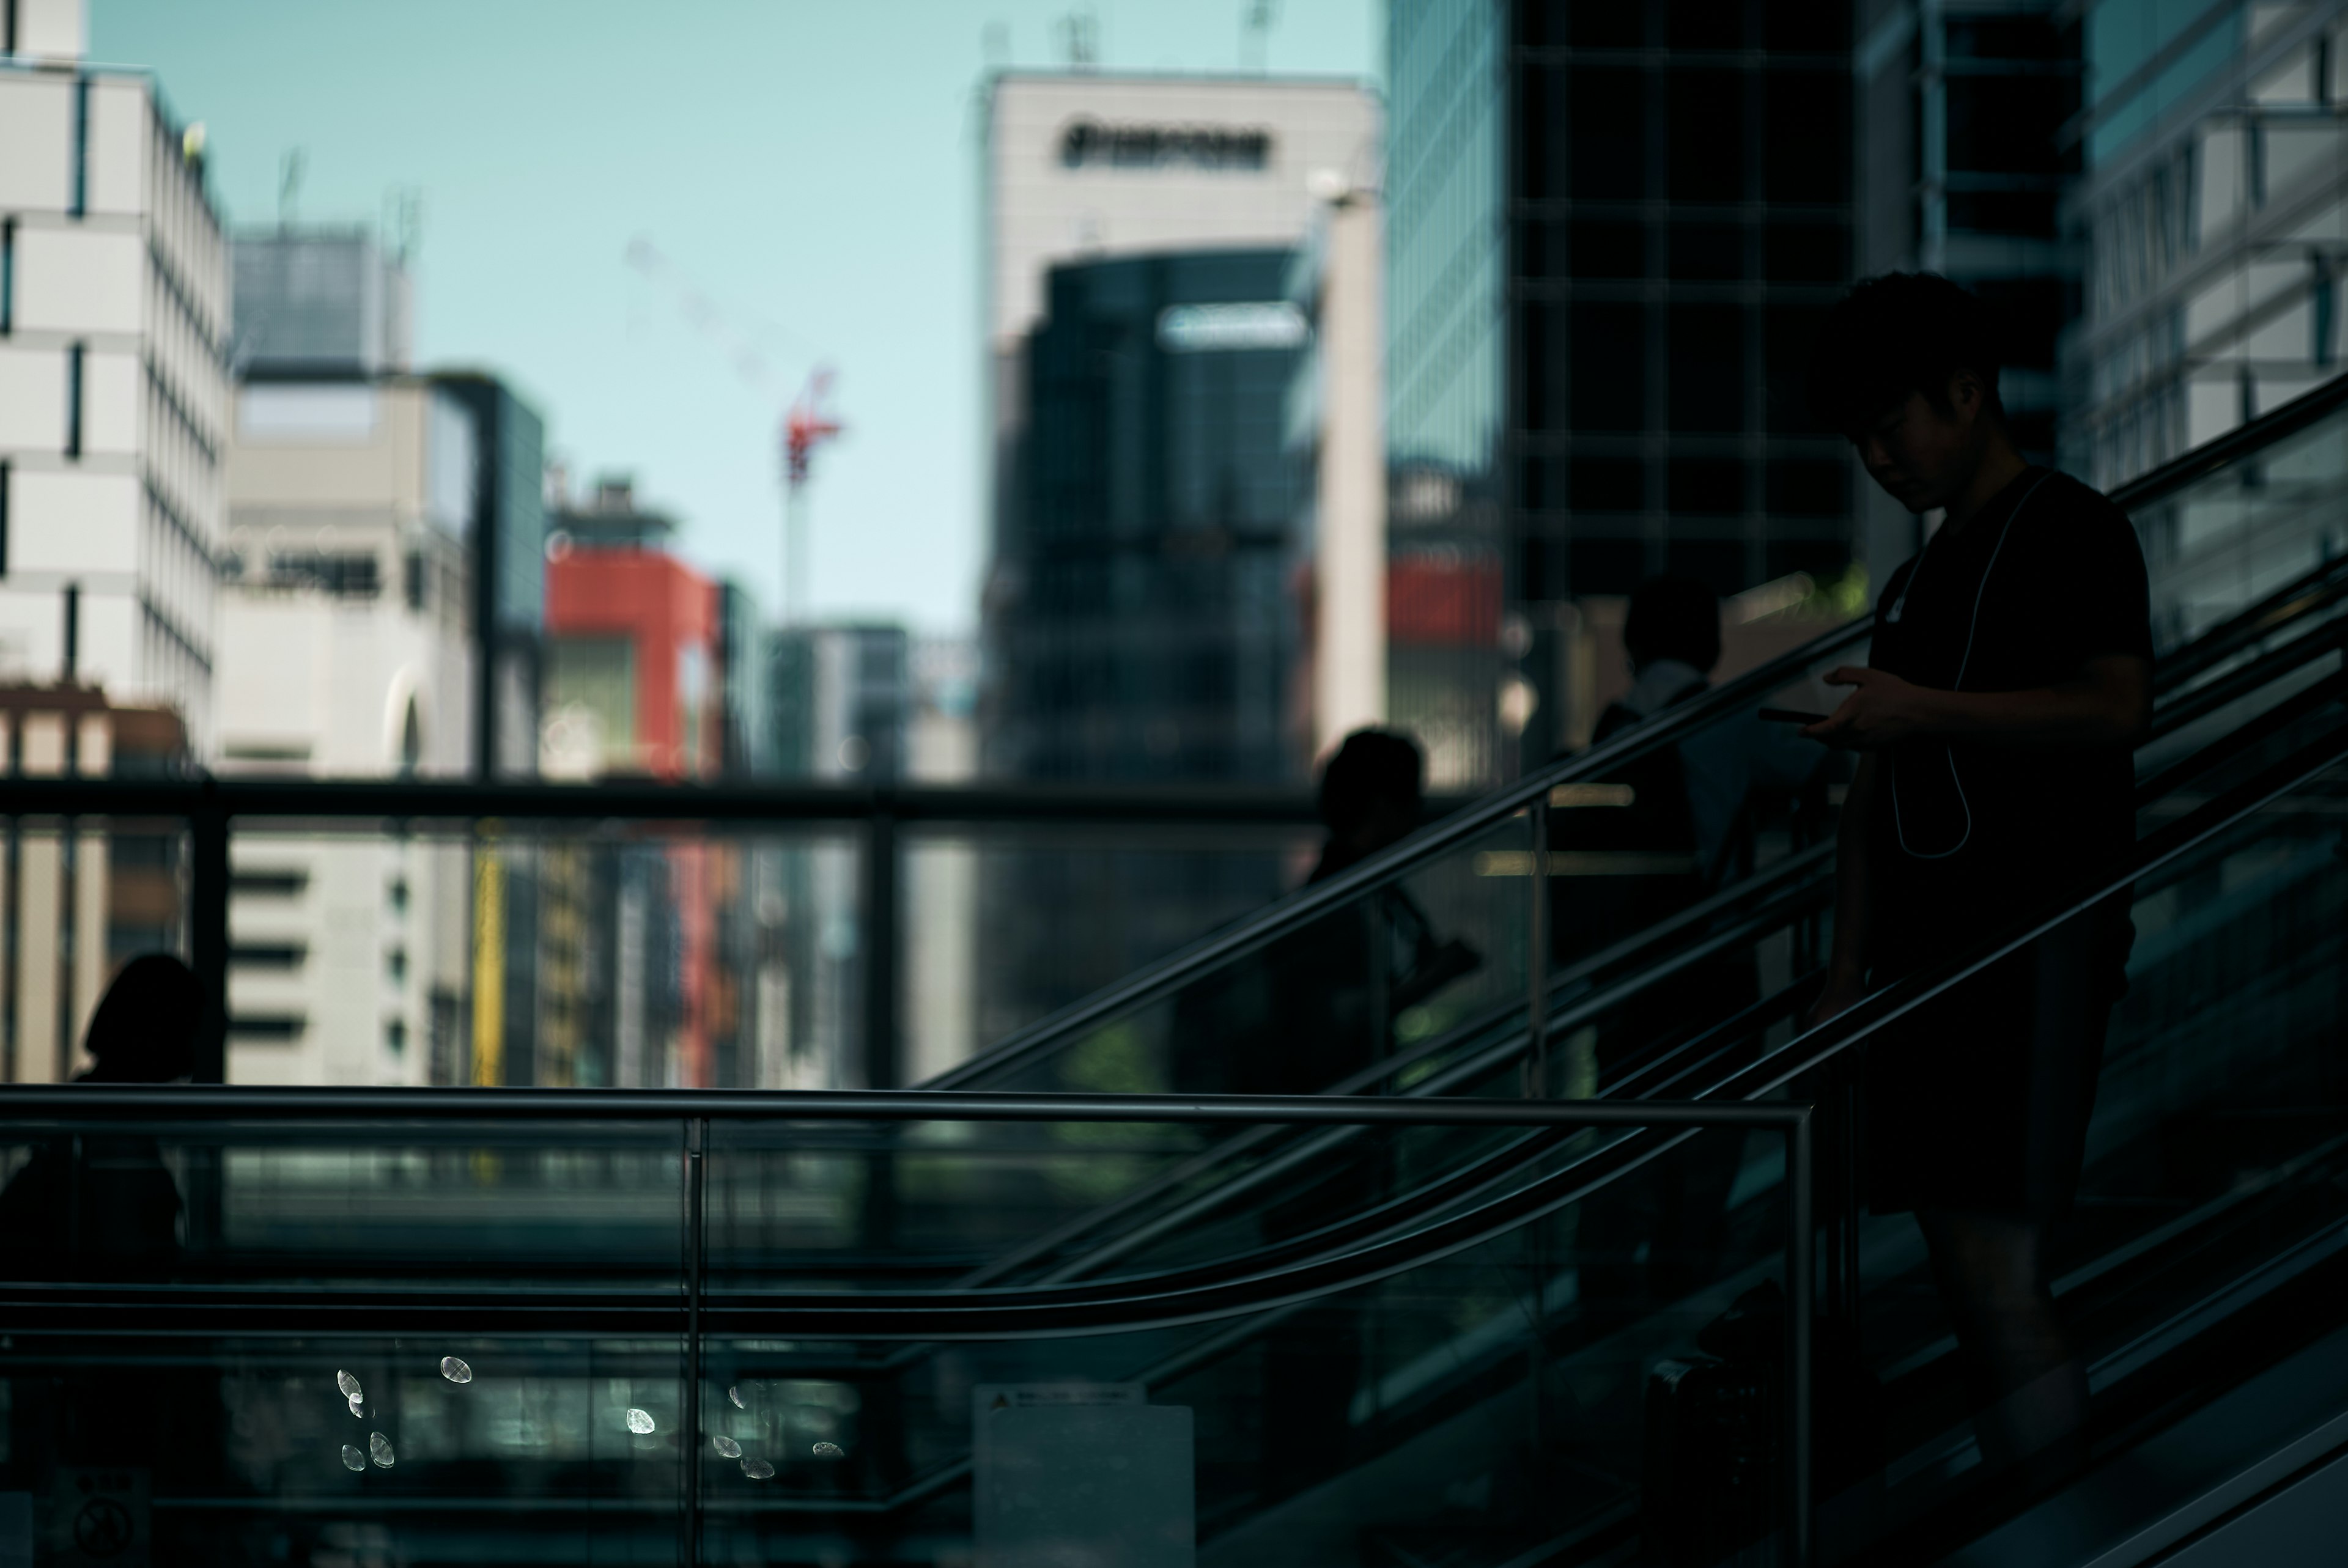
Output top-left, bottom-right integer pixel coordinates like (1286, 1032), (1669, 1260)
(1805, 272), (2150, 1471)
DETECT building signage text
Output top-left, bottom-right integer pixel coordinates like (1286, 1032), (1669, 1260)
(1060, 117), (1274, 171)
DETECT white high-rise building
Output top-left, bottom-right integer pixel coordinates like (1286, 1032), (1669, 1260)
(981, 73), (1381, 558)
(214, 370), (481, 1088)
(0, 1), (227, 747)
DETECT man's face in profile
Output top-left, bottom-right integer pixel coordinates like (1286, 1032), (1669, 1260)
(1850, 374), (1985, 515)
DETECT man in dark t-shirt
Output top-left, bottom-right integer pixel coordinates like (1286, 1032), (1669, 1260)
(1803, 274), (2152, 1474)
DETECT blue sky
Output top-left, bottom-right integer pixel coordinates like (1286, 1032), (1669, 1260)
(92, 1), (1382, 636)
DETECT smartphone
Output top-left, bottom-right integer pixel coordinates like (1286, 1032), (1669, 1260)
(1759, 706), (1827, 724)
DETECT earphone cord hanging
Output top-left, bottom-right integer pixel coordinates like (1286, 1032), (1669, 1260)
(1889, 470), (2058, 861)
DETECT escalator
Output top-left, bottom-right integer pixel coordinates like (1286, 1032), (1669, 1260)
(5, 384), (2348, 1565)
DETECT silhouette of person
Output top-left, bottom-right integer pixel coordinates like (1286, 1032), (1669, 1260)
(1804, 273), (2150, 1472)
(0, 952), (202, 1278)
(1556, 578), (1824, 1314)
(1170, 729), (1476, 1495)
(0, 954), (207, 1504)
(1173, 729), (1475, 1098)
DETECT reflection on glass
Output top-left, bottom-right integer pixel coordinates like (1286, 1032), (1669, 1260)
(336, 1370), (361, 1401)
(440, 1355), (473, 1383)
(368, 1432), (395, 1468)
(811, 1440), (844, 1459)
(741, 1457), (776, 1479)
(339, 1445), (365, 1473)
(712, 1435), (742, 1457)
(624, 1407), (656, 1435)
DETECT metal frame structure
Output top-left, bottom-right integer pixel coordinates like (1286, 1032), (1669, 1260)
(0, 1088), (1818, 1565)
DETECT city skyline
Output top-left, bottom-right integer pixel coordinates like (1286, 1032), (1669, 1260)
(89, 0), (1382, 636)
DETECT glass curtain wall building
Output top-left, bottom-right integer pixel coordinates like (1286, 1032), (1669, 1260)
(2070, 1), (2348, 490)
(1386, 0), (1512, 787)
(1393, 2), (1857, 769)
(993, 249), (1301, 783)
(1856, 0), (2082, 569)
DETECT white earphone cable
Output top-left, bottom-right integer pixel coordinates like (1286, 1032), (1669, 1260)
(1889, 470), (2057, 861)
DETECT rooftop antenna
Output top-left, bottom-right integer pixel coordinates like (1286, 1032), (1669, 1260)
(382, 186), (423, 265)
(1242, 0), (1277, 72)
(1056, 5), (1099, 70)
(278, 148), (305, 229)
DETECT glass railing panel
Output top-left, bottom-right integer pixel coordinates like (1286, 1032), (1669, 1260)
(1839, 746), (2348, 1531)
(0, 814), (191, 1088)
(2135, 392), (2348, 657)
(224, 818), (863, 1091)
(0, 1116), (687, 1290)
(0, 1332), (686, 1562)
(0, 1100), (1807, 1564)
(689, 1109), (1809, 1567)
(899, 820), (1319, 1085)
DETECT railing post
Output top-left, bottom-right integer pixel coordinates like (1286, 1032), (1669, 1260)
(861, 798), (899, 1092)
(188, 796), (229, 1084)
(683, 1115), (707, 1566)
(1525, 795), (1549, 1099)
(1785, 1106), (1814, 1568)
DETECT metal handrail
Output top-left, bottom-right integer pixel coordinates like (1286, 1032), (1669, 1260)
(923, 428), (2348, 1091)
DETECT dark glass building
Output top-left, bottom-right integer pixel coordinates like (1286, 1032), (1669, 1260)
(1856, 0), (2081, 568)
(986, 248), (1303, 783)
(1390, 1), (1859, 765)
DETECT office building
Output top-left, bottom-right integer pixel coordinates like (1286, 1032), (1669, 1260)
(542, 477), (717, 781)
(230, 226), (412, 376)
(1856, 1), (2081, 572)
(995, 247), (1302, 781)
(980, 72), (1378, 782)
(231, 224), (546, 779)
(213, 374), (481, 1086)
(0, 6), (227, 749)
(716, 578), (772, 777)
(435, 371), (547, 778)
(1388, 4), (1856, 767)
(2069, 2), (2348, 495)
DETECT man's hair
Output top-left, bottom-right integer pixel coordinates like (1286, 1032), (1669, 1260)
(1807, 271), (2005, 436)
(1319, 728), (1423, 833)
(1624, 575), (1722, 674)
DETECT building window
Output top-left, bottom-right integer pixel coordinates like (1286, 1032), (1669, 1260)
(230, 943), (306, 970)
(70, 76), (89, 218)
(227, 1015), (306, 1042)
(230, 869), (308, 897)
(0, 461), (9, 576)
(387, 877), (410, 914)
(386, 947), (408, 985)
(385, 1018), (407, 1055)
(1, 218), (13, 334)
(2315, 259), (2336, 369)
(65, 345), (84, 459)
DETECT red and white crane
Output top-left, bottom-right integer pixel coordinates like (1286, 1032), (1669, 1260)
(624, 236), (844, 623)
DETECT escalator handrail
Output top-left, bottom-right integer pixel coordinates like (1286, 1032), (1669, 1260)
(914, 610), (1872, 1091)
(946, 597), (2348, 1288)
(7, 709), (2342, 1342)
(918, 405), (2348, 1094)
(1722, 691), (2348, 1110)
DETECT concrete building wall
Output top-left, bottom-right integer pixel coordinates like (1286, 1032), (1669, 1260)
(215, 377), (479, 1087)
(0, 44), (227, 749)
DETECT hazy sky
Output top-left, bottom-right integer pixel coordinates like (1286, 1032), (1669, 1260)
(91, 1), (1382, 637)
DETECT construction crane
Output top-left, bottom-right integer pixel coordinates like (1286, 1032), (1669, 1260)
(623, 236), (844, 623)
